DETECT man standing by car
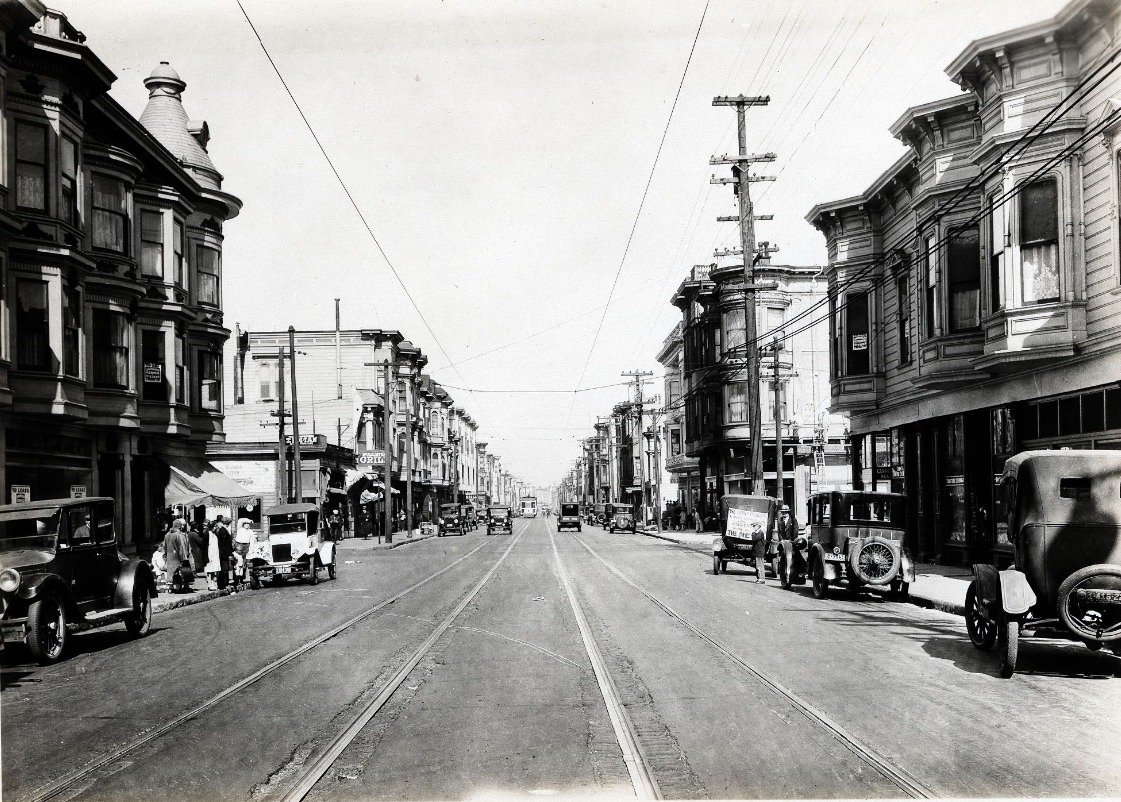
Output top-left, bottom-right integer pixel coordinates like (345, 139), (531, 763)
(777, 504), (799, 540)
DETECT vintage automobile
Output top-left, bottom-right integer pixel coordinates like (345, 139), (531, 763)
(557, 502), (582, 532)
(0, 497), (157, 664)
(487, 505), (513, 535)
(247, 503), (336, 589)
(966, 450), (1121, 678)
(712, 495), (778, 577)
(783, 491), (914, 600)
(461, 504), (479, 531)
(592, 503), (606, 526)
(606, 510), (637, 534)
(438, 503), (465, 536)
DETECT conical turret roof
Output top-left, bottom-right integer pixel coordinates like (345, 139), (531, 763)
(138, 62), (222, 189)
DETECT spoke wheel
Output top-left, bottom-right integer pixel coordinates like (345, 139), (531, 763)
(965, 581), (997, 650)
(328, 562), (336, 580)
(998, 617), (1020, 678)
(811, 561), (828, 600)
(713, 554), (722, 576)
(308, 561), (319, 585)
(778, 551), (791, 590)
(853, 539), (899, 585)
(125, 580), (153, 637)
(28, 595), (68, 665)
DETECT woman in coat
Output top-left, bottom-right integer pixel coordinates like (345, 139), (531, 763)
(163, 519), (192, 592)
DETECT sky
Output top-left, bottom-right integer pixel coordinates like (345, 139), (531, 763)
(69, 0), (1069, 488)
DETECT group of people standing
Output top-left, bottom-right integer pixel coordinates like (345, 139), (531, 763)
(154, 516), (253, 594)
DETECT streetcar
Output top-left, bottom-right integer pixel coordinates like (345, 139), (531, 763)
(520, 497), (538, 518)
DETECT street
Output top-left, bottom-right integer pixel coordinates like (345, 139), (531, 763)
(4, 516), (1121, 801)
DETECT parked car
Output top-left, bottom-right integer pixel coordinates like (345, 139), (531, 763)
(712, 495), (778, 576)
(783, 491), (913, 600)
(487, 505), (513, 535)
(438, 503), (465, 536)
(247, 503), (336, 589)
(966, 450), (1121, 678)
(0, 497), (157, 664)
(606, 511), (636, 534)
(557, 502), (582, 532)
(592, 503), (606, 526)
(462, 504), (479, 531)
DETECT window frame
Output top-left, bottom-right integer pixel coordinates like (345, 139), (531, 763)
(91, 308), (130, 389)
(947, 224), (981, 333)
(1018, 177), (1060, 305)
(197, 348), (221, 412)
(896, 271), (911, 365)
(139, 209), (164, 279)
(91, 174), (129, 254)
(15, 278), (51, 372)
(62, 284), (81, 378)
(15, 120), (48, 212)
(60, 134), (79, 227)
(195, 244), (220, 306)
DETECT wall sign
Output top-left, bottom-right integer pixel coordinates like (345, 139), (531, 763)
(11, 485), (31, 504)
(143, 362), (163, 383)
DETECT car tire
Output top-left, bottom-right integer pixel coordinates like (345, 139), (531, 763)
(852, 537), (900, 585)
(998, 617), (1020, 678)
(328, 562), (336, 580)
(249, 573), (261, 591)
(309, 561), (319, 585)
(1057, 564), (1121, 643)
(965, 581), (997, 650)
(124, 579), (153, 637)
(811, 561), (828, 599)
(713, 554), (722, 575)
(28, 594), (68, 665)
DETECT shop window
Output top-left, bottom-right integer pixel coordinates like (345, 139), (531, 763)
(92, 309), (129, 388)
(15, 121), (47, 211)
(1019, 405), (1039, 441)
(141, 330), (167, 402)
(140, 210), (163, 278)
(61, 135), (79, 227)
(897, 273), (911, 365)
(948, 226), (980, 331)
(1038, 399), (1059, 439)
(92, 175), (128, 253)
(845, 291), (870, 375)
(16, 279), (50, 372)
(989, 193), (1005, 313)
(196, 246), (220, 306)
(1059, 395), (1081, 437)
(1107, 389), (1121, 431)
(1019, 179), (1059, 304)
(725, 381), (748, 423)
(62, 285), (81, 377)
(198, 349), (221, 411)
(1082, 391), (1105, 433)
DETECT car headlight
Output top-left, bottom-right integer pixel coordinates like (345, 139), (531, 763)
(0, 568), (21, 593)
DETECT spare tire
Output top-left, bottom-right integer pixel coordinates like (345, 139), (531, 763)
(1057, 564), (1121, 643)
(851, 537), (900, 585)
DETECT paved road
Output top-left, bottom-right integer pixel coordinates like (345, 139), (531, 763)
(3, 517), (1120, 801)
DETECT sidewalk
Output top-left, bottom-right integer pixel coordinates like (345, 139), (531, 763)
(150, 531), (436, 616)
(642, 527), (970, 616)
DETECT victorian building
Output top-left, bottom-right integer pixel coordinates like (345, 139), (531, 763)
(1, 4), (245, 549)
(807, 0), (1121, 564)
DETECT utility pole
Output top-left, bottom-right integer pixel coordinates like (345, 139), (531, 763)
(275, 348), (288, 504)
(622, 370), (653, 527)
(653, 422), (662, 534)
(772, 335), (784, 505)
(289, 327), (303, 504)
(383, 360), (394, 544)
(335, 298), (342, 400)
(404, 368), (413, 538)
(712, 94), (772, 494)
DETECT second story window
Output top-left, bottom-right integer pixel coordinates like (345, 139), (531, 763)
(175, 334), (187, 404)
(198, 349), (221, 411)
(925, 234), (938, 337)
(140, 211), (164, 278)
(15, 121), (47, 211)
(196, 246), (220, 306)
(722, 306), (745, 357)
(61, 136), (79, 226)
(92, 308), (129, 389)
(16, 279), (50, 372)
(725, 381), (749, 423)
(948, 225), (980, 332)
(62, 284), (81, 377)
(173, 220), (185, 289)
(846, 290), (870, 375)
(1020, 179), (1059, 304)
(897, 273), (911, 365)
(259, 360), (278, 401)
(92, 175), (128, 253)
(141, 329), (168, 402)
(989, 193), (1005, 313)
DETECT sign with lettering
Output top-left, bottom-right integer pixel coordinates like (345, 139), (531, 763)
(726, 506), (767, 543)
(70, 485), (87, 499)
(10, 485), (31, 504)
(357, 450), (385, 466)
(852, 334), (868, 351)
(285, 434), (324, 447)
(143, 362), (163, 383)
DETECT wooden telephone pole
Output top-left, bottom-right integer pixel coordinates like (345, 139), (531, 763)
(622, 370), (653, 527)
(712, 94), (773, 494)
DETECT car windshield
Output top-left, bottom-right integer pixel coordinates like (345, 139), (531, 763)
(268, 513), (309, 535)
(0, 507), (61, 552)
(440, 506), (458, 515)
(490, 508), (510, 518)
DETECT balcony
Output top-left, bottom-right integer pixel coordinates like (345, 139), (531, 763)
(971, 300), (1085, 374)
(913, 332), (986, 390)
(829, 372), (885, 413)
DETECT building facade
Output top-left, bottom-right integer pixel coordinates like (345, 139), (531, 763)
(807, 0), (1121, 564)
(1, 4), (243, 549)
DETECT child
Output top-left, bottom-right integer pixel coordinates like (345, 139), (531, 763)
(151, 543), (168, 590)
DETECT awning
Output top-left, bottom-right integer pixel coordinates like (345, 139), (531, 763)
(344, 469), (368, 491)
(165, 456), (258, 508)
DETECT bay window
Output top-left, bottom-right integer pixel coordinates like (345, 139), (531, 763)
(173, 220), (185, 289)
(141, 329), (167, 402)
(92, 175), (128, 253)
(948, 225), (980, 331)
(725, 381), (749, 423)
(1020, 179), (1059, 304)
(925, 234), (938, 337)
(15, 121), (47, 211)
(198, 349), (221, 411)
(92, 309), (129, 388)
(197, 246), (220, 306)
(845, 290), (870, 375)
(722, 306), (745, 356)
(989, 193), (1005, 312)
(140, 210), (164, 278)
(62, 285), (81, 377)
(61, 136), (78, 226)
(16, 279), (50, 371)
(175, 334), (187, 404)
(897, 273), (911, 365)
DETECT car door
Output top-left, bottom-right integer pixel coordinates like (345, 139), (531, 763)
(67, 504), (106, 612)
(92, 500), (122, 604)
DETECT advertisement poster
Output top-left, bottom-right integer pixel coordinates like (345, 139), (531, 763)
(726, 506), (767, 542)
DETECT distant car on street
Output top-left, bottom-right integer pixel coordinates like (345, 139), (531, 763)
(0, 497), (157, 664)
(438, 503), (465, 536)
(487, 505), (513, 535)
(557, 502), (581, 532)
(606, 511), (637, 534)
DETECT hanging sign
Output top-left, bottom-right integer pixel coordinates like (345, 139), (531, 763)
(143, 363), (163, 383)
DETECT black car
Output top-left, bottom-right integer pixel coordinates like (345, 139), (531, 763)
(438, 503), (465, 536)
(0, 497), (157, 664)
(487, 505), (513, 535)
(557, 502), (581, 532)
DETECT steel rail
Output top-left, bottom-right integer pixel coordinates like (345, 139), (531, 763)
(20, 535), (501, 802)
(571, 532), (939, 799)
(548, 523), (663, 800)
(270, 523), (528, 802)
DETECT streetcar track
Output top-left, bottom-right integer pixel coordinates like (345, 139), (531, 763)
(267, 524), (528, 802)
(18, 535), (504, 802)
(570, 530), (940, 799)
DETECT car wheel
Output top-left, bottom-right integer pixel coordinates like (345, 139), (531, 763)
(1057, 564), (1121, 643)
(853, 538), (900, 585)
(811, 561), (828, 600)
(309, 561), (319, 585)
(249, 573), (261, 590)
(328, 562), (336, 580)
(28, 594), (68, 665)
(713, 554), (722, 575)
(998, 617), (1020, 678)
(125, 580), (153, 637)
(771, 555), (781, 580)
(965, 581), (997, 650)
(890, 580), (909, 601)
(778, 551), (791, 590)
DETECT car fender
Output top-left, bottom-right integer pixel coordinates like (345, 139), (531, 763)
(971, 563), (1000, 612)
(899, 549), (916, 584)
(809, 543), (840, 582)
(16, 574), (77, 616)
(114, 560), (156, 608)
(317, 541), (335, 566)
(998, 568), (1036, 616)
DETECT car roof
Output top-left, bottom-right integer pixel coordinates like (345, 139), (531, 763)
(0, 497), (114, 513)
(264, 503), (319, 516)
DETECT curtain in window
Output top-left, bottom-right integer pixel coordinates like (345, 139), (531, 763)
(1020, 180), (1059, 304)
(725, 381), (749, 423)
(92, 176), (127, 252)
(948, 226), (980, 331)
(93, 309), (129, 388)
(197, 246), (220, 305)
(15, 123), (46, 211)
(140, 211), (164, 278)
(1022, 243), (1059, 303)
(16, 280), (50, 371)
(722, 307), (746, 356)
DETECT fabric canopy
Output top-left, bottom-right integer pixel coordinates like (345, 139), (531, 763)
(165, 456), (258, 508)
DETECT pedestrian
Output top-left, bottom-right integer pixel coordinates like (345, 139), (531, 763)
(679, 508), (687, 532)
(233, 519), (254, 591)
(751, 520), (767, 584)
(188, 521), (208, 575)
(151, 543), (167, 589)
(204, 522), (221, 590)
(327, 511), (343, 542)
(163, 518), (193, 592)
(776, 504), (799, 540)
(214, 515), (233, 590)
